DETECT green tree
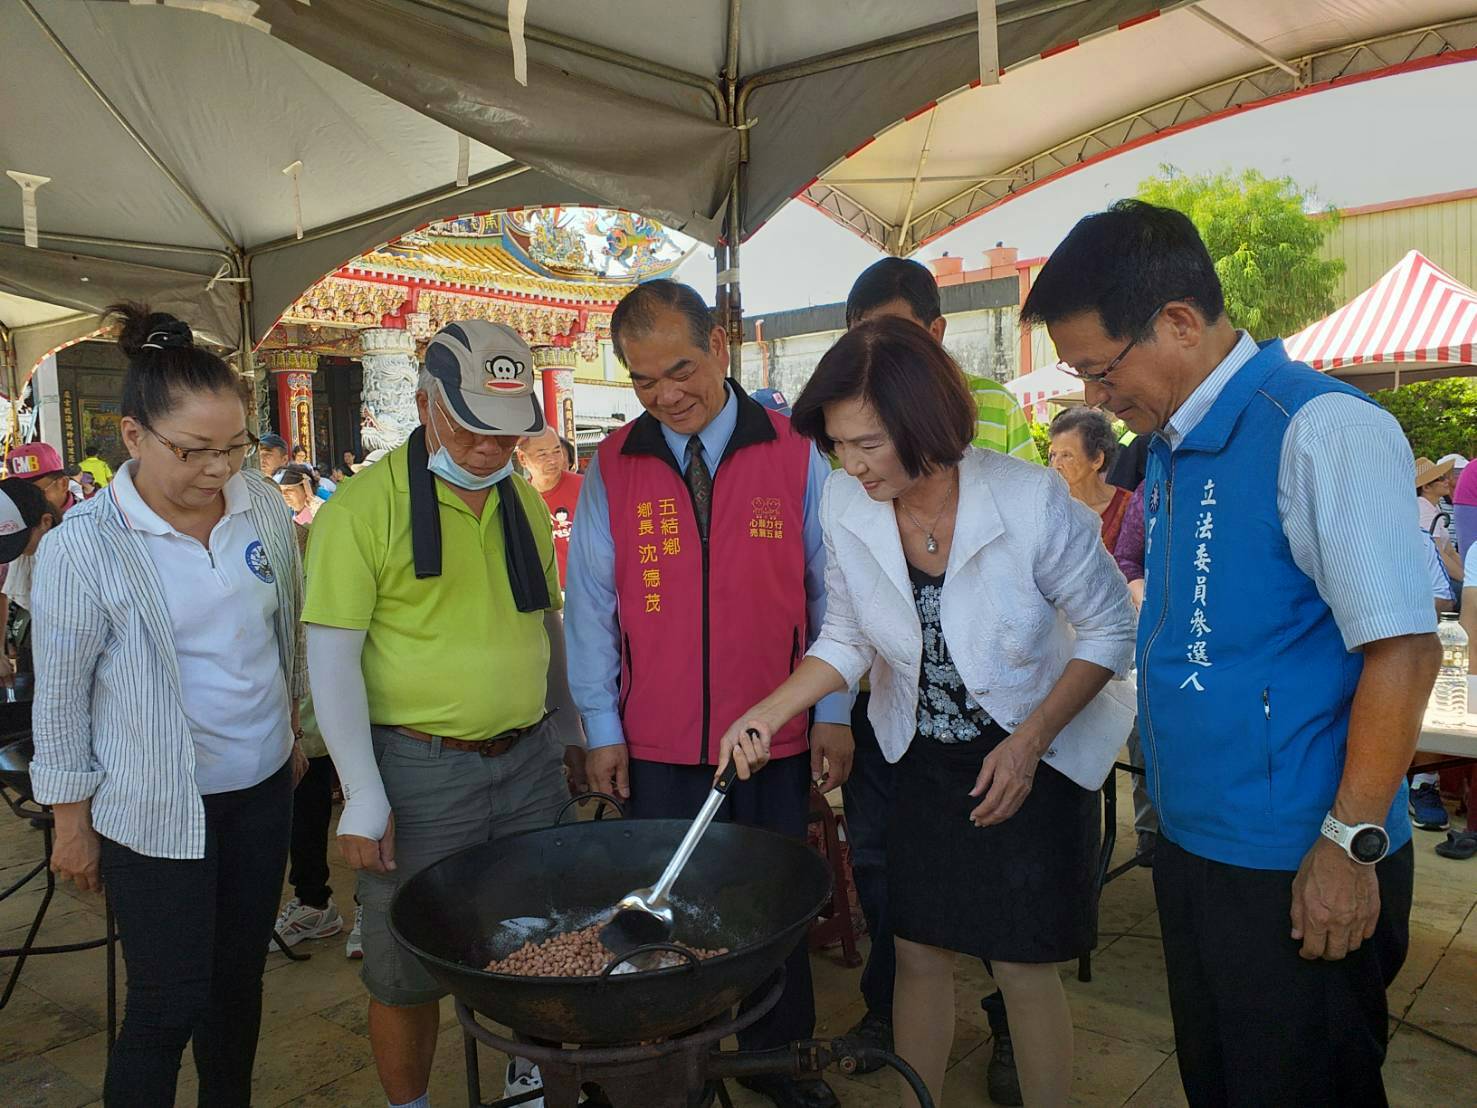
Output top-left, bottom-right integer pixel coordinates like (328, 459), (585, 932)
(1137, 167), (1344, 339)
(1373, 378), (1477, 460)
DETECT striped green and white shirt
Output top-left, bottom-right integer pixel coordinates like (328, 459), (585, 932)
(969, 375), (1039, 462)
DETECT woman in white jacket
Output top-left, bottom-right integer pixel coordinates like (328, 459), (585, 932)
(718, 317), (1135, 1107)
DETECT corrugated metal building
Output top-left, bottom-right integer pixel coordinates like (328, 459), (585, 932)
(1321, 189), (1477, 299)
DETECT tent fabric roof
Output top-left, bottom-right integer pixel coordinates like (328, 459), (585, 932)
(1284, 250), (1477, 378)
(3, 0), (1472, 378)
(805, 2), (1477, 254)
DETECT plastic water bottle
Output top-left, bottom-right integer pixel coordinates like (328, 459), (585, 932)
(1432, 612), (1469, 726)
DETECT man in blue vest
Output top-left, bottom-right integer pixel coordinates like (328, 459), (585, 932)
(1021, 200), (1439, 1107)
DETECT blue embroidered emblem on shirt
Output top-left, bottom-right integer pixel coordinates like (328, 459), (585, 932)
(245, 541), (274, 583)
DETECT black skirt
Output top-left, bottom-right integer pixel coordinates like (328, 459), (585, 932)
(886, 723), (1100, 963)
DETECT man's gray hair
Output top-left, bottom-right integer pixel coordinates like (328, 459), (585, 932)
(609, 279), (714, 367)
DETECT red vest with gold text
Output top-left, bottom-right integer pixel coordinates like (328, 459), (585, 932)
(598, 390), (812, 765)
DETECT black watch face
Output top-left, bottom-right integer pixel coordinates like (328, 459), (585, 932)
(1350, 827), (1388, 864)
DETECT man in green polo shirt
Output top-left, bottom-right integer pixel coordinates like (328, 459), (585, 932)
(305, 320), (582, 1108)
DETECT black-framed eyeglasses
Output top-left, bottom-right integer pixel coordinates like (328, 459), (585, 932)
(1060, 301), (1178, 385)
(144, 423), (259, 467)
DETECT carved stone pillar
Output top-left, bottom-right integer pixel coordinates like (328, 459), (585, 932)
(358, 327), (419, 452)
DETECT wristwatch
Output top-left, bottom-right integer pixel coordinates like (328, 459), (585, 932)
(1320, 812), (1390, 865)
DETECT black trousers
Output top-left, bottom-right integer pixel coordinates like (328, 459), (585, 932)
(288, 755), (334, 908)
(839, 693), (895, 1016)
(626, 753), (815, 1050)
(100, 761), (292, 1107)
(1154, 836), (1413, 1108)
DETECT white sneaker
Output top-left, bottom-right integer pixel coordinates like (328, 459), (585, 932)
(345, 904), (363, 959)
(504, 1061), (543, 1108)
(270, 897), (344, 950)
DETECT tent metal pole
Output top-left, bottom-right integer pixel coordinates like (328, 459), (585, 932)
(0, 228), (236, 268)
(402, 0), (726, 119)
(1186, 5), (1303, 82)
(721, 0), (743, 382)
(18, 0), (238, 253)
(896, 108), (938, 255)
(246, 164), (532, 259)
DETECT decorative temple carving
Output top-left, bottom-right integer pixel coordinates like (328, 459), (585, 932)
(358, 328), (419, 452)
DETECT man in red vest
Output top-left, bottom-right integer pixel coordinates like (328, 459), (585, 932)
(566, 280), (852, 1108)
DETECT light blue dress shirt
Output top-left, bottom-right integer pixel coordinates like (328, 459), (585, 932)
(566, 384), (852, 748)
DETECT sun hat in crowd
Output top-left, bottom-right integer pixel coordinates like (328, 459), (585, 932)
(5, 442), (64, 480)
(1438, 452), (1467, 472)
(422, 320), (544, 436)
(1414, 455), (1456, 489)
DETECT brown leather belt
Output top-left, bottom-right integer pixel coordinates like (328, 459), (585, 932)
(390, 711), (554, 758)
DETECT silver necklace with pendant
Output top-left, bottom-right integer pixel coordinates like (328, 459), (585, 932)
(898, 479), (955, 554)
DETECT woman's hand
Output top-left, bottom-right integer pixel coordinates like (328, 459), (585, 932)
(50, 802), (102, 893)
(968, 733), (1044, 827)
(715, 718), (774, 783)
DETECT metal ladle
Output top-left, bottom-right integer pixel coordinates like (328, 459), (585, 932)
(599, 757), (743, 958)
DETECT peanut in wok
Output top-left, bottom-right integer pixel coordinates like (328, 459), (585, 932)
(485, 924), (729, 978)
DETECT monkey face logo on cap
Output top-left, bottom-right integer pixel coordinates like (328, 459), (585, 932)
(484, 355), (530, 395)
(424, 320), (544, 436)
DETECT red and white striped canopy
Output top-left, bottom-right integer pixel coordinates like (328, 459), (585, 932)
(1284, 250), (1477, 382)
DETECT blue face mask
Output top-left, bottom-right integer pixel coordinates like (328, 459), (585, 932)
(427, 406), (515, 490)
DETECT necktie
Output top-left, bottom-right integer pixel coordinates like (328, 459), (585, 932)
(685, 437), (713, 540)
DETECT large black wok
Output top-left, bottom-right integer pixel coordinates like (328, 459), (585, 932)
(390, 816), (831, 1045)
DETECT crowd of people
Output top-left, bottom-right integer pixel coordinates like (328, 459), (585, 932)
(10, 199), (1457, 1108)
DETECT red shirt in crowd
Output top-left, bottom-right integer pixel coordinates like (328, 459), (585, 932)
(539, 470), (583, 588)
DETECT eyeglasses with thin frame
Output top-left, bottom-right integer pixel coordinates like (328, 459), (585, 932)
(1060, 301), (1178, 385)
(143, 423), (259, 467)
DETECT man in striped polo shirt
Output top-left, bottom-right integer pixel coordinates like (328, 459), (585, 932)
(837, 257), (1035, 1104)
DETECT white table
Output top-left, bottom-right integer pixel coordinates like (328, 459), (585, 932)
(1417, 715), (1477, 760)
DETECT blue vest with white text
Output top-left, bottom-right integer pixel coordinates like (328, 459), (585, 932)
(1138, 340), (1412, 870)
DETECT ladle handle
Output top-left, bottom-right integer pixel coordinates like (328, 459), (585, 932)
(646, 750), (746, 907)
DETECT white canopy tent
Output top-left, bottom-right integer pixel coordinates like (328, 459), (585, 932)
(806, 1), (1477, 254)
(3, 0), (1474, 385)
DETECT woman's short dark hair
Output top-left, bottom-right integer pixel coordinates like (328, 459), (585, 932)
(1020, 199), (1226, 340)
(1048, 407), (1118, 473)
(106, 302), (239, 426)
(792, 317), (975, 479)
(609, 279), (714, 366)
(845, 258), (942, 328)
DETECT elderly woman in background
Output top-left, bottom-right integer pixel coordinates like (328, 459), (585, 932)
(277, 463), (327, 525)
(717, 317), (1136, 1107)
(1048, 408), (1132, 546)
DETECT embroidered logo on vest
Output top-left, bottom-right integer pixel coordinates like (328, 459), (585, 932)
(748, 496), (785, 540)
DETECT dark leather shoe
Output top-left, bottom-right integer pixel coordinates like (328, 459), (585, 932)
(736, 1074), (840, 1108)
(837, 1009), (893, 1074)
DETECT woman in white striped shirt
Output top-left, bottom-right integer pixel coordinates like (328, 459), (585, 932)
(31, 303), (307, 1107)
